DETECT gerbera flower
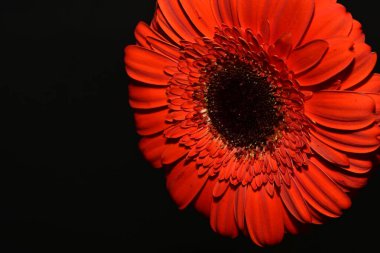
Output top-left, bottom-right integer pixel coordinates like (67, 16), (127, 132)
(125, 0), (380, 246)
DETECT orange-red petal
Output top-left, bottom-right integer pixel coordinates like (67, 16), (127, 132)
(157, 0), (200, 42)
(134, 108), (169, 136)
(293, 159), (351, 215)
(146, 36), (181, 61)
(282, 207), (301, 234)
(267, 0), (315, 46)
(287, 40), (329, 74)
(179, 0), (219, 38)
(153, 8), (182, 45)
(340, 43), (377, 90)
(234, 186), (247, 232)
(211, 0), (240, 28)
(134, 22), (164, 49)
(301, 2), (352, 45)
(279, 179), (312, 223)
(349, 20), (365, 43)
(125, 45), (176, 85)
(305, 91), (375, 130)
(128, 84), (167, 109)
(193, 179), (216, 218)
(311, 124), (380, 153)
(296, 38), (354, 86)
(162, 142), (189, 165)
(166, 159), (208, 209)
(139, 134), (167, 169)
(237, 0), (269, 35)
(353, 73), (380, 93)
(309, 135), (349, 167)
(346, 157), (372, 174)
(210, 187), (239, 238)
(312, 157), (368, 191)
(245, 189), (284, 246)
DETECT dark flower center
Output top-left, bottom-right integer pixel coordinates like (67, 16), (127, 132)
(206, 60), (283, 149)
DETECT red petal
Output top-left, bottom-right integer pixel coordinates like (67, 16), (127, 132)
(316, 0), (337, 7)
(346, 157), (372, 174)
(139, 134), (166, 168)
(166, 159), (208, 209)
(146, 36), (181, 61)
(134, 22), (164, 48)
(354, 73), (380, 93)
(296, 38), (354, 86)
(282, 208), (300, 235)
(270, 33), (293, 59)
(265, 183), (275, 197)
(234, 186), (247, 232)
(259, 18), (270, 44)
(210, 187), (239, 238)
(294, 176), (339, 219)
(211, 0), (239, 27)
(301, 3), (352, 45)
(179, 0), (219, 38)
(245, 189), (284, 246)
(349, 20), (365, 43)
(307, 204), (327, 224)
(267, 0), (315, 46)
(237, 0), (270, 35)
(309, 135), (349, 167)
(134, 108), (169, 136)
(212, 180), (229, 198)
(167, 110), (188, 121)
(293, 160), (351, 215)
(157, 0), (200, 42)
(125, 45), (175, 85)
(193, 178), (216, 217)
(128, 83), (167, 109)
(311, 125), (380, 153)
(153, 8), (182, 45)
(312, 157), (368, 190)
(162, 142), (189, 165)
(309, 159), (353, 209)
(366, 93), (380, 114)
(305, 91), (375, 130)
(164, 124), (197, 139)
(279, 178), (312, 223)
(340, 43), (377, 90)
(287, 40), (329, 75)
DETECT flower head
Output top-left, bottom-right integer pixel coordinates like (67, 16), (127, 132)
(125, 0), (380, 246)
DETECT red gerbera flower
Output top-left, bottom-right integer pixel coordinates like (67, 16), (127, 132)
(125, 0), (380, 246)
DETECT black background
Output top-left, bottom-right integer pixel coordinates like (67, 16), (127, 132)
(0, 0), (379, 252)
